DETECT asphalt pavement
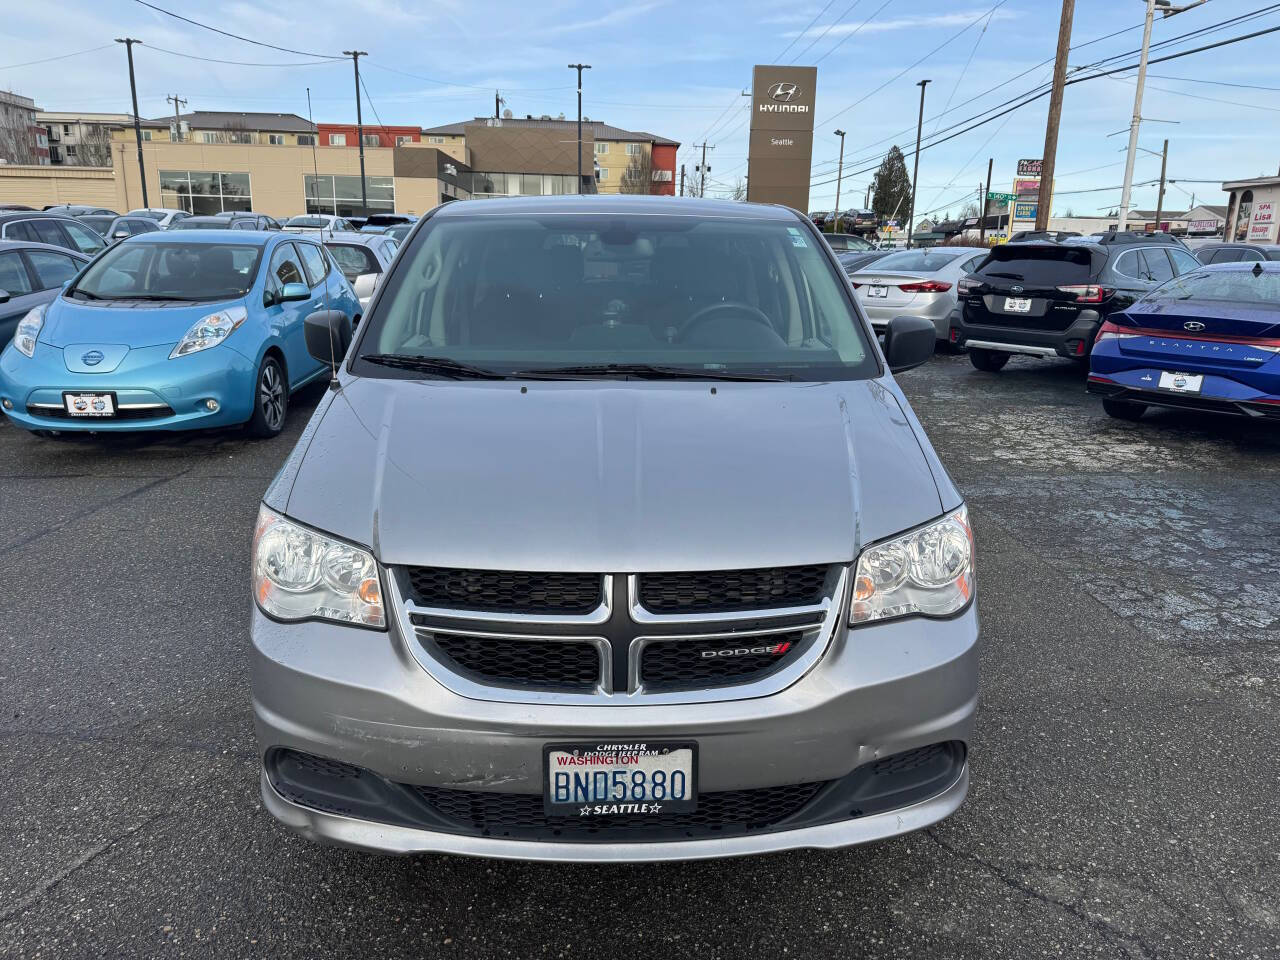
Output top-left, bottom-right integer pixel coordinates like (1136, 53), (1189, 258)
(1, 356), (1278, 959)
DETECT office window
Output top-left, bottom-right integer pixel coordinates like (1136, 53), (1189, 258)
(159, 169), (253, 215)
(396, 135), (414, 146)
(329, 133), (347, 146)
(141, 130), (152, 141)
(427, 136), (445, 144)
(363, 134), (380, 147)
(594, 142), (609, 155)
(626, 143), (642, 155)
(303, 174), (395, 216)
(268, 134), (285, 145)
(297, 134), (316, 146)
(597, 167), (609, 181)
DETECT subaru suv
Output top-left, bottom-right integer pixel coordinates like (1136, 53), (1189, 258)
(251, 196), (977, 862)
(949, 231), (1200, 371)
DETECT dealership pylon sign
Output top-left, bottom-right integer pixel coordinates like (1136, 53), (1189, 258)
(747, 65), (817, 212)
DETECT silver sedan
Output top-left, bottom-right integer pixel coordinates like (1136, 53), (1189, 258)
(850, 247), (989, 342)
(321, 231), (399, 310)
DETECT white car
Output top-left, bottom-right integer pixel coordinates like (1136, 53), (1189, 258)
(284, 214), (357, 235)
(848, 246), (989, 344)
(321, 231), (399, 310)
(125, 208), (191, 229)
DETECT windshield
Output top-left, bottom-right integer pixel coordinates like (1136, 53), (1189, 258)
(1143, 268), (1280, 305)
(872, 249), (973, 274)
(131, 211), (167, 221)
(287, 216), (329, 228)
(354, 212), (877, 381)
(79, 216), (115, 235)
(171, 219), (230, 230)
(977, 247), (1092, 284)
(70, 241), (263, 301)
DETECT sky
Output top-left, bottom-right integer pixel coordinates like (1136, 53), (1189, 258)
(5, 0), (1280, 219)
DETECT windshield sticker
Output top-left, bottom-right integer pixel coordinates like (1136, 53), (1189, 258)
(787, 228), (808, 248)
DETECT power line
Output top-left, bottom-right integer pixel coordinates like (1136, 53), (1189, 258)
(1142, 71), (1280, 91)
(1106, 73), (1280, 112)
(774, 0), (840, 62)
(142, 44), (345, 68)
(0, 43), (116, 71)
(362, 61), (573, 93)
(133, 0), (344, 58)
(814, 0), (897, 65)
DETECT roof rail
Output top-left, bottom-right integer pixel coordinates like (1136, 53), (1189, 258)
(1093, 227), (1180, 245)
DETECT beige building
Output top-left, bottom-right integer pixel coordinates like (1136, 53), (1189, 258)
(39, 111), (129, 166)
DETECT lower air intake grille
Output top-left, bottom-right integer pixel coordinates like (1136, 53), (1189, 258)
(428, 633), (601, 692)
(637, 565), (828, 614)
(639, 632), (806, 692)
(413, 781), (825, 840)
(404, 567), (602, 615)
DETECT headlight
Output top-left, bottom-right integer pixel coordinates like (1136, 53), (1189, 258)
(252, 506), (385, 628)
(850, 507), (973, 624)
(170, 305), (247, 359)
(14, 304), (46, 358)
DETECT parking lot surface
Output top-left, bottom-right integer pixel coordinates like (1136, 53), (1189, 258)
(1, 356), (1277, 959)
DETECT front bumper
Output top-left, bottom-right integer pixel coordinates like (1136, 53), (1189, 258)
(0, 341), (257, 432)
(251, 599), (979, 860)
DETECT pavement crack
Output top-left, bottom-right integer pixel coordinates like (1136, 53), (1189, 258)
(925, 828), (1161, 959)
(0, 814), (165, 925)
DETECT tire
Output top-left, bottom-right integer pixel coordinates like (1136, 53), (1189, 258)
(1103, 398), (1146, 421)
(968, 347), (1010, 372)
(246, 355), (288, 438)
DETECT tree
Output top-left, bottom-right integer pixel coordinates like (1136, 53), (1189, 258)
(75, 122), (113, 167)
(1061, 206), (1077, 218)
(0, 99), (38, 165)
(870, 146), (913, 228)
(619, 149), (653, 195)
(729, 177), (747, 202)
(960, 201), (980, 219)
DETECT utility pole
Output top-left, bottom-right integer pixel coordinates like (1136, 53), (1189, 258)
(166, 94), (187, 142)
(343, 51), (369, 215)
(1036, 0), (1075, 232)
(692, 142), (713, 197)
(865, 183), (871, 209)
(679, 164), (686, 197)
(1153, 138), (1169, 230)
(980, 156), (993, 242)
(567, 64), (591, 193)
(907, 79), (931, 247)
(494, 90), (503, 119)
(115, 38), (148, 208)
(832, 129), (846, 234)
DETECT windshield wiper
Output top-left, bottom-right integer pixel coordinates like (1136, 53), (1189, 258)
(512, 363), (788, 382)
(69, 288), (106, 300)
(361, 354), (508, 379)
(121, 294), (209, 302)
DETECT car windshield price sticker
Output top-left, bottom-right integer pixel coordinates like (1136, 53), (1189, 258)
(545, 741), (697, 817)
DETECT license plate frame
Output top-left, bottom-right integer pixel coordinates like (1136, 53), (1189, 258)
(1158, 371), (1204, 394)
(62, 391), (117, 418)
(543, 740), (698, 818)
(867, 285), (889, 298)
(1004, 296), (1032, 313)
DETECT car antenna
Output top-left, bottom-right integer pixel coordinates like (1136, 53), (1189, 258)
(306, 85), (340, 391)
(1253, 261), (1264, 278)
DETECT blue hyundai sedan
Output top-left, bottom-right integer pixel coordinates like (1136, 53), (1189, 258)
(0, 231), (361, 437)
(1087, 261), (1280, 422)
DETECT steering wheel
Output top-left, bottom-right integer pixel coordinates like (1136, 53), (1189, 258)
(674, 301), (776, 343)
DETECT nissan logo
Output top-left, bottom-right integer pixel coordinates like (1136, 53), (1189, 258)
(767, 82), (800, 103)
(1183, 321), (1205, 332)
(81, 350), (104, 366)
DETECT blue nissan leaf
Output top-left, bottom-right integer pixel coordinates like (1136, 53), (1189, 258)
(0, 230), (361, 437)
(1087, 261), (1280, 423)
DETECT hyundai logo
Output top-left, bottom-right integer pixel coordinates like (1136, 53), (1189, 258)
(81, 350), (104, 366)
(1183, 321), (1205, 332)
(767, 82), (800, 103)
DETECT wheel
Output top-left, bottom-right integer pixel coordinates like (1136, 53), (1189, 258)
(246, 355), (288, 438)
(1103, 398), (1146, 421)
(968, 347), (1009, 372)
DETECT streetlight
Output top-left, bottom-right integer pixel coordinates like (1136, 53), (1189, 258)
(568, 64), (592, 194)
(832, 129), (846, 234)
(908, 79), (931, 247)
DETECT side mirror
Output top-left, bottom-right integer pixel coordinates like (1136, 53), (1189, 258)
(305, 309), (353, 366)
(112, 228), (130, 239)
(883, 315), (936, 375)
(280, 281), (311, 303)
(352, 272), (380, 300)
(0, 289), (9, 304)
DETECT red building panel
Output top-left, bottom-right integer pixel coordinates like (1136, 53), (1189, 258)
(651, 143), (677, 196)
(317, 123), (420, 148)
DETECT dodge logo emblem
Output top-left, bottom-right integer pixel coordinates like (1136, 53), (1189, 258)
(767, 82), (800, 103)
(1183, 321), (1205, 332)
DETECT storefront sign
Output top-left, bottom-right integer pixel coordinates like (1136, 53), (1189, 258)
(1014, 201), (1037, 221)
(1249, 200), (1276, 241)
(747, 65), (817, 212)
(1187, 219), (1219, 234)
(1017, 159), (1043, 177)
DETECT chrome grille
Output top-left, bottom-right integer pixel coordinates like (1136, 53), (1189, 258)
(394, 565), (845, 704)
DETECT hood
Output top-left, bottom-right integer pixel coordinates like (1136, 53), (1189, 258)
(279, 377), (946, 572)
(41, 296), (246, 351)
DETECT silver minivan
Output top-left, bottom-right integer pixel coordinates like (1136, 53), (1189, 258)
(251, 196), (978, 862)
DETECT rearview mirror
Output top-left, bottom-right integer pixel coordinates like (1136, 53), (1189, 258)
(883, 315), (936, 375)
(304, 309), (353, 366)
(280, 281), (310, 303)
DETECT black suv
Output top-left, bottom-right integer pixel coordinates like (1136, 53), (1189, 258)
(949, 231), (1201, 372)
(1194, 242), (1280, 264)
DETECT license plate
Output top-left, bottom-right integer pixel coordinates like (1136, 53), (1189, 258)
(1158, 371), (1203, 394)
(1004, 297), (1032, 313)
(62, 392), (116, 417)
(545, 741), (697, 817)
(868, 285), (889, 298)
